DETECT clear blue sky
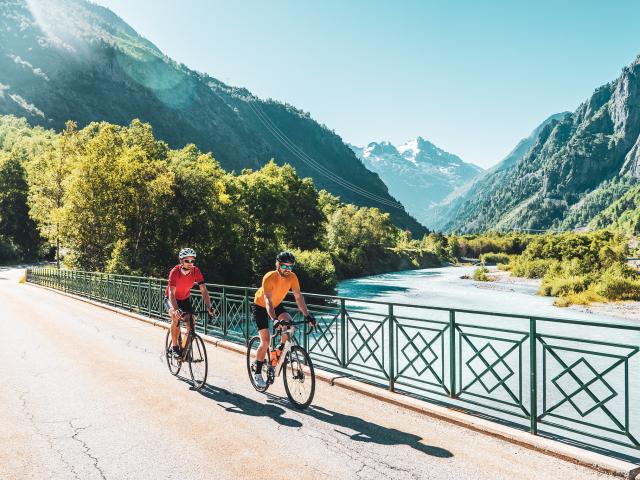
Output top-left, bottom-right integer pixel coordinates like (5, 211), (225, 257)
(95, 0), (640, 168)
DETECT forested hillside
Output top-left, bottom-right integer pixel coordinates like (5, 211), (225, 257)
(0, 0), (425, 235)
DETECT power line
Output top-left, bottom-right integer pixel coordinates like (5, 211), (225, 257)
(208, 83), (406, 210)
(245, 100), (404, 209)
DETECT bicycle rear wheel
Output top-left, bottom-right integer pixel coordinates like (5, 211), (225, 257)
(188, 334), (208, 390)
(165, 329), (181, 376)
(283, 345), (315, 409)
(246, 336), (269, 392)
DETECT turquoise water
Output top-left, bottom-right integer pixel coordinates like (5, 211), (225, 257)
(338, 265), (632, 325)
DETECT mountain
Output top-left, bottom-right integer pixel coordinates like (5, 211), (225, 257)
(349, 137), (482, 228)
(0, 0), (426, 235)
(431, 112), (568, 231)
(439, 54), (640, 233)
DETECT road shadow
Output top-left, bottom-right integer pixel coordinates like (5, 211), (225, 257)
(266, 393), (453, 458)
(176, 376), (302, 428)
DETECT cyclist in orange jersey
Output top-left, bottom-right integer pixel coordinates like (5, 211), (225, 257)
(251, 251), (316, 388)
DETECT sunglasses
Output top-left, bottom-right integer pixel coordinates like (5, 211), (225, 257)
(182, 259), (195, 264)
(279, 263), (295, 271)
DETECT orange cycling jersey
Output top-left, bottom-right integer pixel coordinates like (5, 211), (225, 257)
(254, 270), (300, 308)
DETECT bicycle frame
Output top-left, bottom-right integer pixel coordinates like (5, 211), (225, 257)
(271, 326), (297, 377)
(176, 311), (209, 361)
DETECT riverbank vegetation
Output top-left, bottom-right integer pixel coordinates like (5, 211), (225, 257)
(458, 231), (640, 305)
(0, 115), (441, 294)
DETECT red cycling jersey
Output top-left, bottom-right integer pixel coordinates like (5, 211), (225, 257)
(165, 265), (204, 300)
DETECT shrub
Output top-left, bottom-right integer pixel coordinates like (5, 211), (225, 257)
(539, 274), (591, 297)
(511, 258), (557, 279)
(473, 265), (491, 281)
(479, 252), (510, 265)
(554, 289), (604, 307)
(594, 265), (640, 301)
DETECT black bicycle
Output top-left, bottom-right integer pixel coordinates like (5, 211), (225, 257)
(165, 311), (209, 390)
(246, 319), (316, 409)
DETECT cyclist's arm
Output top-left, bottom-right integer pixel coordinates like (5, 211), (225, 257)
(264, 292), (277, 320)
(292, 289), (310, 317)
(168, 286), (180, 311)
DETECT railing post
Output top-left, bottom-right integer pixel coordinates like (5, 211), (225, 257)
(222, 287), (228, 337)
(158, 279), (163, 318)
(388, 303), (395, 392)
(303, 304), (309, 352)
(147, 278), (152, 317)
(203, 284), (209, 336)
(340, 298), (347, 367)
(244, 288), (250, 343)
(530, 317), (538, 435)
(449, 310), (456, 398)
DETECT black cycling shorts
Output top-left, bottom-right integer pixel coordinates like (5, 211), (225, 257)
(252, 303), (288, 331)
(163, 297), (194, 314)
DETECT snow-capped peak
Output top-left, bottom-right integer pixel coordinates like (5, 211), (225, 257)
(397, 138), (421, 164)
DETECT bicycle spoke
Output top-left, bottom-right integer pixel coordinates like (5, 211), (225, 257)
(188, 335), (208, 390)
(283, 346), (315, 409)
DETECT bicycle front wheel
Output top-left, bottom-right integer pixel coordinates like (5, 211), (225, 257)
(188, 334), (208, 391)
(165, 329), (181, 376)
(283, 345), (315, 409)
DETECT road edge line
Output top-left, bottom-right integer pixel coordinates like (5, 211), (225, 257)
(25, 282), (640, 479)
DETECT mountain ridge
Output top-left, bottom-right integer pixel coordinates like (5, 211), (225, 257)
(438, 54), (640, 233)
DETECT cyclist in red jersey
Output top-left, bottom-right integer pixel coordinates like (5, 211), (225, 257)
(164, 248), (214, 358)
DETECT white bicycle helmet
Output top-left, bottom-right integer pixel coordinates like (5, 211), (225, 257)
(179, 247), (197, 259)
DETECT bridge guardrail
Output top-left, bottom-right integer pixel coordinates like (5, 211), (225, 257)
(26, 266), (640, 459)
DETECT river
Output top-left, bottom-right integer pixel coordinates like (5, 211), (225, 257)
(337, 265), (634, 325)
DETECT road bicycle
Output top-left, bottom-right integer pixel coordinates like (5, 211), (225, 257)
(246, 319), (316, 409)
(165, 310), (209, 391)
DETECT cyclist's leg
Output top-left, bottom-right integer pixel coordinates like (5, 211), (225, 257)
(257, 328), (270, 361)
(252, 304), (271, 363)
(276, 310), (293, 344)
(181, 298), (195, 342)
(164, 297), (181, 348)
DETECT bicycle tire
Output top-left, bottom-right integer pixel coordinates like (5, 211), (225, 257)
(246, 336), (269, 393)
(188, 334), (208, 391)
(283, 345), (315, 409)
(165, 329), (181, 376)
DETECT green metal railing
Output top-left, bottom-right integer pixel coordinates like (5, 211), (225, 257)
(26, 267), (640, 459)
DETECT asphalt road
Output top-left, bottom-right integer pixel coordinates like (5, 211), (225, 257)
(0, 267), (615, 480)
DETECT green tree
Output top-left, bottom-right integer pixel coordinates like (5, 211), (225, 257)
(0, 152), (42, 259)
(165, 144), (243, 282)
(326, 203), (398, 278)
(61, 121), (174, 271)
(26, 121), (77, 267)
(232, 161), (324, 280)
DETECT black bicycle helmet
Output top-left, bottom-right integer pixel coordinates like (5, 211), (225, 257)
(276, 251), (296, 264)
